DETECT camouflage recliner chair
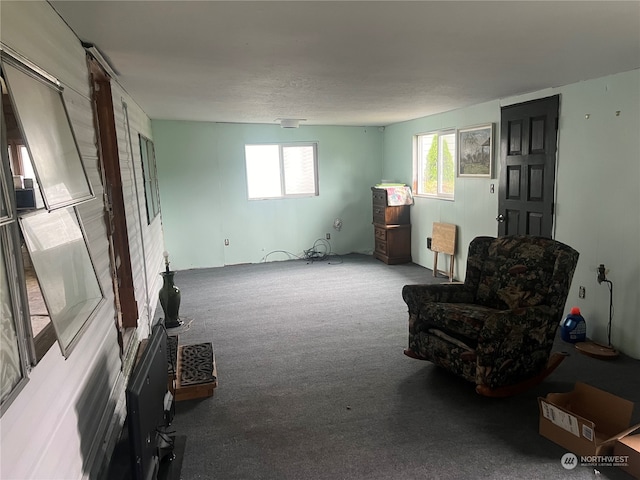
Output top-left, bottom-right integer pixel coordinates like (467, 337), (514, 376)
(402, 235), (579, 397)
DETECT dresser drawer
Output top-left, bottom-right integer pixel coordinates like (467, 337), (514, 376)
(373, 207), (410, 226)
(374, 238), (388, 255)
(372, 188), (387, 206)
(373, 206), (385, 225)
(374, 227), (387, 241)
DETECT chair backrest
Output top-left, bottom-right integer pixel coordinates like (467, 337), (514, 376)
(464, 236), (579, 315)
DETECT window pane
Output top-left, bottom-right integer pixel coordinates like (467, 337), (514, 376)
(440, 133), (456, 195)
(0, 240), (24, 405)
(139, 135), (151, 221)
(0, 109), (12, 225)
(20, 208), (103, 356)
(0, 164), (8, 223)
(139, 135), (160, 223)
(245, 145), (281, 198)
(418, 134), (438, 195)
(2, 61), (93, 210)
(415, 131), (456, 199)
(147, 142), (160, 218)
(16, 146), (44, 211)
(283, 145), (316, 195)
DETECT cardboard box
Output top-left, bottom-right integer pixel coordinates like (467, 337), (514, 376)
(614, 431), (640, 479)
(538, 382), (640, 457)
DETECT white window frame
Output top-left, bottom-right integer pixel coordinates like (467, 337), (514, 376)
(19, 207), (104, 357)
(1, 49), (105, 412)
(1, 56), (94, 211)
(139, 134), (161, 223)
(0, 132), (31, 414)
(245, 142), (319, 200)
(413, 129), (456, 200)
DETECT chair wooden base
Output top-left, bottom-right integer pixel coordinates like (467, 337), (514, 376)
(575, 341), (619, 359)
(404, 349), (566, 398)
(475, 352), (568, 398)
(403, 348), (429, 360)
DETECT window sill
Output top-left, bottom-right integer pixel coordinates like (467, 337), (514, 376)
(414, 194), (455, 202)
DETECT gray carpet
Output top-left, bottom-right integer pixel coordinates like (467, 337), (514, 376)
(166, 254), (639, 480)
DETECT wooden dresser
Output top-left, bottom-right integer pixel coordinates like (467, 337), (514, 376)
(371, 187), (411, 264)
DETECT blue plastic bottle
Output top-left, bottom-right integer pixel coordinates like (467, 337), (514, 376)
(560, 306), (586, 343)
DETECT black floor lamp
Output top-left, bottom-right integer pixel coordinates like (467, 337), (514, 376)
(576, 264), (619, 359)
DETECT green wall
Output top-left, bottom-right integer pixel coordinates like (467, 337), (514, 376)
(151, 122), (383, 269)
(152, 69), (639, 358)
(383, 100), (502, 270)
(382, 69), (640, 358)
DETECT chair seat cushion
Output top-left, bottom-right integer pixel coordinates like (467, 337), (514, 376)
(421, 303), (500, 348)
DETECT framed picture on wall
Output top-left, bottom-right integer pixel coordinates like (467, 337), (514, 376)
(457, 123), (494, 178)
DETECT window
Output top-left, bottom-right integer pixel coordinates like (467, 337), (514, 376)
(139, 134), (160, 223)
(414, 130), (456, 199)
(2, 59), (93, 210)
(1, 52), (104, 411)
(20, 208), (103, 354)
(245, 143), (318, 199)
(0, 144), (11, 226)
(0, 142), (30, 412)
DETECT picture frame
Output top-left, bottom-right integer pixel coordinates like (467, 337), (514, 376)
(457, 123), (494, 178)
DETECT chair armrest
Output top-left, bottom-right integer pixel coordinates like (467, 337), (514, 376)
(475, 305), (559, 388)
(402, 283), (475, 313)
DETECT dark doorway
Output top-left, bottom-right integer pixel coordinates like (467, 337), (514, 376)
(497, 95), (559, 237)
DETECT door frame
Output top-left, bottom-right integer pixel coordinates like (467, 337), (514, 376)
(87, 55), (139, 336)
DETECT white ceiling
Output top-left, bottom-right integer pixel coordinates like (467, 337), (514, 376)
(50, 1), (640, 127)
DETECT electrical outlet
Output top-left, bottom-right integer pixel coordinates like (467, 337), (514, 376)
(597, 264), (606, 283)
(326, 233), (330, 240)
(578, 286), (585, 299)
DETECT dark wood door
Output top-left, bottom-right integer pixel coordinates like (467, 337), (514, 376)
(498, 95), (559, 237)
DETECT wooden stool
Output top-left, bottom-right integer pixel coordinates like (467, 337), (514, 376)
(174, 342), (217, 401)
(167, 335), (218, 402)
(431, 223), (457, 282)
